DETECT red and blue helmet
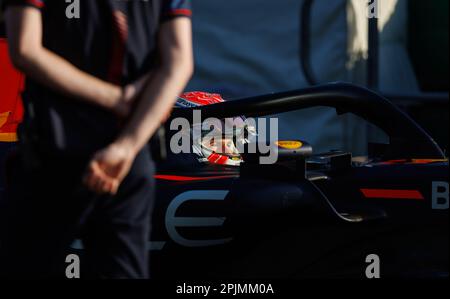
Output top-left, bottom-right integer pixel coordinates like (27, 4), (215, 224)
(176, 91), (225, 108)
(176, 92), (256, 166)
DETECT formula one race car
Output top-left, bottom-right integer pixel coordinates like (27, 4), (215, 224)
(145, 83), (448, 279)
(1, 82), (448, 279)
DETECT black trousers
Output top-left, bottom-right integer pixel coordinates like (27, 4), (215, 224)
(0, 146), (155, 279)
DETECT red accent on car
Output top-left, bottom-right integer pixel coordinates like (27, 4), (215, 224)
(379, 159), (448, 165)
(154, 175), (236, 182)
(360, 188), (425, 200)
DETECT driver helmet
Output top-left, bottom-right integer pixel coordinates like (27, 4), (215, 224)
(176, 92), (256, 166)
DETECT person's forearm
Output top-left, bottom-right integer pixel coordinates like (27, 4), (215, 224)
(115, 62), (193, 154)
(12, 46), (122, 110)
(6, 7), (121, 110)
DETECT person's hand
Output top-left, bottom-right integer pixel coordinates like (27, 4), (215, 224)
(112, 74), (150, 119)
(83, 140), (138, 195)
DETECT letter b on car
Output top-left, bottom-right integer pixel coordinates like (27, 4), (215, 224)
(432, 182), (449, 210)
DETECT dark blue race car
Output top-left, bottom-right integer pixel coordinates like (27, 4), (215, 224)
(146, 83), (448, 279)
(1, 83), (448, 279)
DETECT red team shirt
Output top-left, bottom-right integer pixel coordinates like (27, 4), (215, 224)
(0, 38), (24, 142)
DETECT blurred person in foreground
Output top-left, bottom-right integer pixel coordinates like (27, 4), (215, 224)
(0, 0), (193, 279)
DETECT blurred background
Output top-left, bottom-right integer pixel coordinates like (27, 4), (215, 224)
(185, 0), (448, 155)
(1, 0), (449, 190)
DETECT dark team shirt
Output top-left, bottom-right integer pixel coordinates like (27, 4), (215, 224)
(3, 0), (191, 83)
(1, 0), (191, 157)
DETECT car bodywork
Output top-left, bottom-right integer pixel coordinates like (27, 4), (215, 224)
(148, 83), (448, 278)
